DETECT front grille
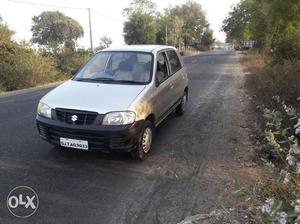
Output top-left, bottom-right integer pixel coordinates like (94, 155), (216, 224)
(37, 124), (134, 151)
(54, 108), (98, 125)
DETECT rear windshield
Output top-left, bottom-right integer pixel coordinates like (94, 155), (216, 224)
(74, 51), (153, 84)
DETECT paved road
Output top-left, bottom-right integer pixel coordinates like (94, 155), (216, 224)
(0, 51), (243, 224)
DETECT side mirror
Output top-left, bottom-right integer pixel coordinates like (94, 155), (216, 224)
(71, 68), (79, 76)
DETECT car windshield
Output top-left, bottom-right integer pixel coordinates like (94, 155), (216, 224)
(74, 51), (153, 84)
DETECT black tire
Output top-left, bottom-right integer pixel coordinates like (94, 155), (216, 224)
(175, 92), (187, 116)
(131, 120), (154, 161)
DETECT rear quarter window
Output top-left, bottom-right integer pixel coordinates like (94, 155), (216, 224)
(166, 50), (182, 74)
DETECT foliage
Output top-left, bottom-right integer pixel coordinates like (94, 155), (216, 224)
(199, 28), (215, 50)
(123, 11), (157, 44)
(0, 13), (91, 92)
(232, 96), (300, 223)
(96, 35), (112, 51)
(0, 16), (14, 41)
(0, 15), (87, 92)
(31, 11), (84, 49)
(273, 29), (300, 62)
(256, 97), (300, 224)
(50, 46), (92, 73)
(123, 0), (157, 16)
(222, 0), (300, 61)
(123, 0), (215, 50)
(222, 0), (268, 46)
(0, 39), (62, 91)
(31, 11), (91, 75)
(155, 13), (186, 48)
(165, 1), (209, 49)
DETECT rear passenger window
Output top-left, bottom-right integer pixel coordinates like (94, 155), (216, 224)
(167, 50), (182, 74)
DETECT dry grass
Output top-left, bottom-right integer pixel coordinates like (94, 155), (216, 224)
(243, 53), (300, 106)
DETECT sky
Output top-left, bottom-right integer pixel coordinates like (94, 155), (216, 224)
(0, 0), (240, 48)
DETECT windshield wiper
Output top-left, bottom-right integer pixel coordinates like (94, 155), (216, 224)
(75, 77), (115, 82)
(116, 80), (144, 84)
(93, 77), (115, 81)
(75, 77), (144, 84)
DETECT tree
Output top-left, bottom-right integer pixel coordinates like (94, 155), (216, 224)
(167, 16), (184, 47)
(222, 1), (252, 44)
(96, 35), (112, 50)
(31, 11), (84, 49)
(155, 14), (184, 47)
(0, 16), (14, 41)
(199, 28), (215, 50)
(222, 0), (300, 60)
(124, 12), (157, 44)
(123, 0), (157, 16)
(122, 0), (213, 49)
(123, 0), (157, 44)
(167, 1), (208, 48)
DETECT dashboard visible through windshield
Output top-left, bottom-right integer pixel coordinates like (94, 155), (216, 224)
(74, 51), (154, 84)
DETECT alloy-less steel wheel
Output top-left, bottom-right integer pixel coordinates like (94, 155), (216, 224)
(131, 120), (154, 160)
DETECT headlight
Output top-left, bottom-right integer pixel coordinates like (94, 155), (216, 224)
(102, 111), (136, 125)
(37, 102), (51, 118)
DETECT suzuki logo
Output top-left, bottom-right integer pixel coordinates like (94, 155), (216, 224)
(71, 115), (78, 123)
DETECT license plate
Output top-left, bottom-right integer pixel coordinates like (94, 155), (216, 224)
(60, 138), (88, 150)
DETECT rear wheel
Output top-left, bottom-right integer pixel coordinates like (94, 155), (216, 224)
(175, 92), (187, 115)
(131, 120), (154, 161)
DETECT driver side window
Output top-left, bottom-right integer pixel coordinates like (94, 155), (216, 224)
(82, 53), (109, 77)
(156, 52), (169, 84)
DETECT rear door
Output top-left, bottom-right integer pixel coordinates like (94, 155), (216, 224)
(165, 50), (185, 105)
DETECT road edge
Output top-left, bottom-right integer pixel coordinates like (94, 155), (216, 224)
(0, 81), (65, 98)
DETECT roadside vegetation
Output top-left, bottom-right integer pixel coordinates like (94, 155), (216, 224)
(222, 0), (300, 223)
(0, 12), (92, 92)
(0, 16), (60, 92)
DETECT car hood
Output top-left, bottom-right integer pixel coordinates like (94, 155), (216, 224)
(41, 80), (146, 114)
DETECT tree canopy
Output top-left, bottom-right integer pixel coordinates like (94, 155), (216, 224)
(124, 12), (157, 44)
(123, 0), (157, 16)
(123, 0), (214, 50)
(96, 35), (113, 51)
(0, 16), (14, 41)
(165, 1), (208, 48)
(31, 11), (84, 47)
(222, 0), (300, 61)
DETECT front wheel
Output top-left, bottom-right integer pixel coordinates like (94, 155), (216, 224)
(175, 92), (187, 116)
(131, 121), (154, 161)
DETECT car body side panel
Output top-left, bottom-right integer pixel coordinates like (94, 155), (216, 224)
(129, 50), (188, 124)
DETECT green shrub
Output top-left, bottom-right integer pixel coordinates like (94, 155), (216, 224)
(54, 46), (92, 73)
(0, 40), (63, 91)
(274, 30), (300, 62)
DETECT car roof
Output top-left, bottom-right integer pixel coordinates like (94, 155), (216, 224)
(100, 45), (176, 54)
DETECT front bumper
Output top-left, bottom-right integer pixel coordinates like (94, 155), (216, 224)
(36, 115), (144, 153)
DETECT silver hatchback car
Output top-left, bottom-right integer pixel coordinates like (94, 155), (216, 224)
(36, 45), (189, 160)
